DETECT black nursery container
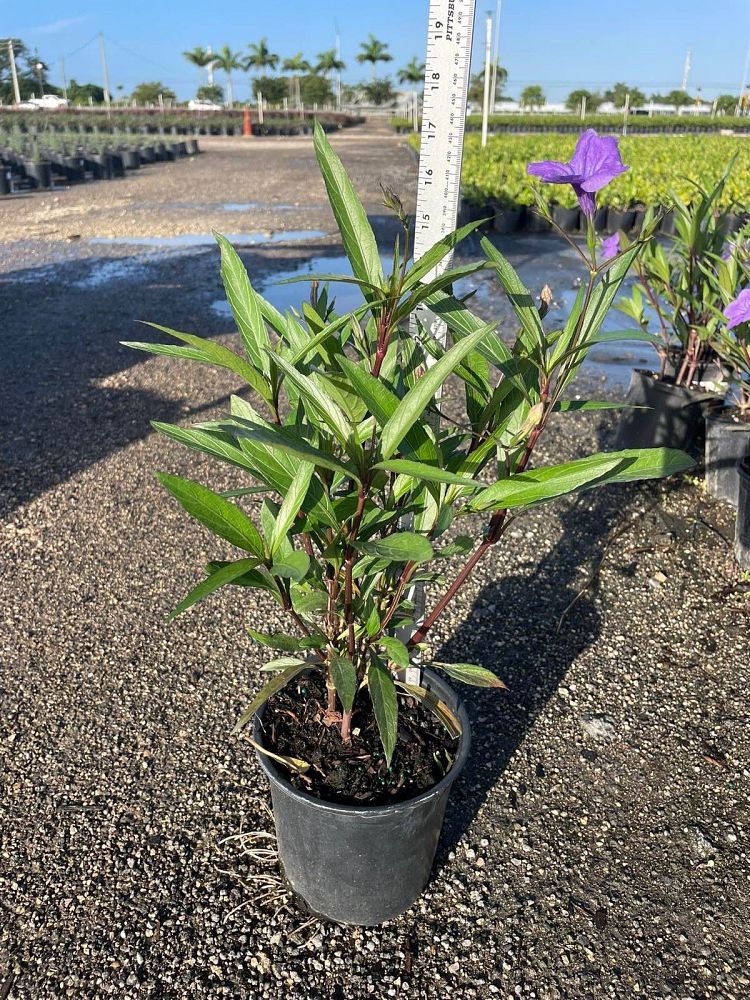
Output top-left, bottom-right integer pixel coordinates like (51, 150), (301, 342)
(607, 208), (636, 233)
(253, 668), (470, 926)
(552, 205), (580, 232)
(735, 459), (750, 571)
(0, 168), (9, 196)
(705, 414), (750, 507)
(122, 149), (141, 170)
(25, 160), (52, 189)
(493, 205), (523, 233)
(615, 369), (722, 451)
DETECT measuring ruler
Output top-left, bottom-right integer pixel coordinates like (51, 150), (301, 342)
(402, 0), (477, 675)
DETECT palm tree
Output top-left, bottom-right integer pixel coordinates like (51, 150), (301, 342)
(316, 49), (346, 78)
(356, 35), (392, 82)
(246, 38), (279, 74)
(397, 57), (424, 88)
(183, 46), (214, 88)
(213, 46), (243, 106)
(282, 53), (311, 107)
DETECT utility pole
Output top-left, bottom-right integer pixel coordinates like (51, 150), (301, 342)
(480, 11), (492, 147)
(335, 26), (342, 111)
(737, 43), (750, 117)
(7, 40), (21, 104)
(60, 55), (68, 101)
(580, 93), (586, 120)
(622, 91), (630, 135)
(490, 0), (501, 114)
(98, 33), (111, 112)
(207, 44), (214, 86)
(681, 47), (691, 91)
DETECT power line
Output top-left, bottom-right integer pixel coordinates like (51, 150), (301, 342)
(64, 34), (99, 60)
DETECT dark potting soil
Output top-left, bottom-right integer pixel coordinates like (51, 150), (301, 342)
(259, 672), (459, 806)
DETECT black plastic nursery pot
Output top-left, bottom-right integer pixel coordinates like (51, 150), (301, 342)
(705, 413), (750, 507)
(607, 208), (636, 233)
(24, 160), (51, 190)
(614, 369), (723, 451)
(552, 205), (580, 232)
(122, 149), (141, 170)
(592, 206), (608, 232)
(526, 210), (551, 233)
(735, 459), (750, 571)
(0, 168), (9, 196)
(252, 667), (470, 926)
(493, 205), (523, 233)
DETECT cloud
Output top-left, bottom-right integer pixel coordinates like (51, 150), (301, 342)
(32, 16), (89, 35)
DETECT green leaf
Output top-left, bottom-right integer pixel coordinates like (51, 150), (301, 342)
(214, 232), (270, 374)
(330, 653), (357, 713)
(231, 661), (309, 735)
(378, 636), (410, 669)
(260, 656), (307, 672)
(219, 419), (359, 481)
(468, 448), (694, 512)
(270, 461), (315, 554)
(433, 661), (507, 688)
(553, 400), (636, 412)
(380, 322), (495, 459)
(368, 659), (398, 766)
(357, 532), (434, 564)
(479, 237), (546, 357)
(374, 459), (483, 490)
(435, 535), (474, 557)
(313, 121), (383, 295)
(125, 321), (269, 399)
(168, 558), (260, 621)
(152, 422), (256, 473)
(271, 354), (353, 447)
(247, 627), (326, 651)
(402, 220), (486, 290)
(270, 550), (310, 582)
(156, 472), (264, 557)
(292, 589), (328, 615)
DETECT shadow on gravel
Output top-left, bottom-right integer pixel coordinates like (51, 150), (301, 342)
(431, 471), (626, 873)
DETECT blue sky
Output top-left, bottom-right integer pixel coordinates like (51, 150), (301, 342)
(7, 0), (750, 102)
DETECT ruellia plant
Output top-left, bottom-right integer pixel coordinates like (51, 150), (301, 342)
(712, 254), (750, 415)
(125, 124), (692, 768)
(617, 166), (746, 386)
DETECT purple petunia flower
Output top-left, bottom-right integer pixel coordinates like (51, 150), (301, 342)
(724, 288), (750, 329)
(601, 232), (620, 261)
(527, 129), (629, 217)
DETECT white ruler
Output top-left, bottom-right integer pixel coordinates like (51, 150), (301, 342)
(403, 0), (476, 675)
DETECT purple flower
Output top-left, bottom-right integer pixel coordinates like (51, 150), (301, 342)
(601, 232), (620, 260)
(527, 129), (629, 217)
(724, 288), (750, 329)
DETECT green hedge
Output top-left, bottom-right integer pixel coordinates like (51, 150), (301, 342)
(394, 113), (750, 135)
(407, 133), (750, 211)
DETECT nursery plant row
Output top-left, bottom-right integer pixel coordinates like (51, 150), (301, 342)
(0, 109), (364, 138)
(394, 112), (750, 135)
(0, 129), (200, 193)
(410, 134), (750, 232)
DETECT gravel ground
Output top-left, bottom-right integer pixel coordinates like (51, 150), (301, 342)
(1, 125), (749, 1000)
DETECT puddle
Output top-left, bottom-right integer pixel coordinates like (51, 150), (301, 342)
(219, 202), (312, 212)
(89, 230), (326, 248)
(211, 251), (655, 389)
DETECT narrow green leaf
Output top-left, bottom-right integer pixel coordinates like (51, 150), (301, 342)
(271, 550), (310, 582)
(270, 461), (315, 554)
(480, 237), (546, 357)
(553, 400), (636, 412)
(368, 659), (398, 766)
(313, 121), (383, 294)
(378, 636), (410, 669)
(214, 232), (270, 374)
(380, 322), (495, 459)
(219, 419), (359, 481)
(433, 661), (507, 688)
(357, 532), (434, 564)
(247, 627), (326, 651)
(468, 455), (625, 512)
(231, 661), (309, 735)
(271, 354), (352, 447)
(156, 472), (264, 557)
(330, 653), (357, 713)
(402, 219), (486, 290)
(260, 656), (307, 672)
(435, 535), (474, 558)
(374, 459), (483, 489)
(168, 558), (260, 621)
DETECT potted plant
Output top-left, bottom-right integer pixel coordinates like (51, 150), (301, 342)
(614, 172), (735, 450)
(550, 182), (580, 233)
(706, 273), (750, 506)
(125, 125), (693, 925)
(24, 142), (52, 190)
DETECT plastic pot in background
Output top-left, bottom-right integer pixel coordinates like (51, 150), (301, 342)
(614, 369), (723, 451)
(493, 205), (523, 233)
(735, 459), (750, 571)
(525, 210), (552, 233)
(0, 167), (10, 196)
(139, 145), (156, 164)
(458, 198), (492, 228)
(607, 208), (636, 233)
(705, 413), (750, 507)
(660, 210), (676, 235)
(185, 138), (200, 155)
(592, 206), (608, 232)
(631, 207), (647, 233)
(552, 205), (580, 232)
(122, 149), (141, 170)
(24, 160), (52, 189)
(253, 667), (470, 926)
